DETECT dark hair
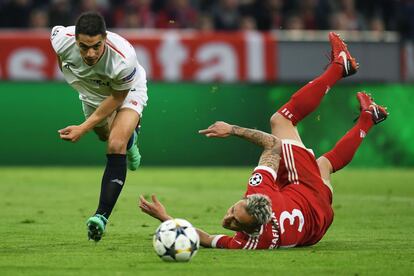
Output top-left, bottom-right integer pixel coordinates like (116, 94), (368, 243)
(75, 12), (106, 38)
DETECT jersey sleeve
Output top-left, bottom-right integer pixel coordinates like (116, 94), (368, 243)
(50, 26), (73, 55)
(211, 234), (245, 249)
(111, 64), (138, 91)
(245, 166), (279, 197)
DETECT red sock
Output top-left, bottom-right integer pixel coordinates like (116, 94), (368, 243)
(278, 63), (343, 125)
(323, 112), (374, 172)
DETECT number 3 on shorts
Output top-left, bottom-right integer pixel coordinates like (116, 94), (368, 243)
(279, 209), (305, 234)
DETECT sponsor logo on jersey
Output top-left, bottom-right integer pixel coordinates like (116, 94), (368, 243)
(90, 79), (110, 87)
(122, 67), (136, 82)
(249, 173), (263, 186)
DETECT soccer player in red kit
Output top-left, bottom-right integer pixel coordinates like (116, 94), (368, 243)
(138, 32), (388, 249)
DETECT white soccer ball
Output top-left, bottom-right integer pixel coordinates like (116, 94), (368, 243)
(153, 218), (200, 262)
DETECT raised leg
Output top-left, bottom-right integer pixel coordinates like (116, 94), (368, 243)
(317, 92), (388, 187)
(87, 108), (140, 242)
(270, 32), (358, 142)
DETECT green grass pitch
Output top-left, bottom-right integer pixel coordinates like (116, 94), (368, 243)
(0, 167), (413, 275)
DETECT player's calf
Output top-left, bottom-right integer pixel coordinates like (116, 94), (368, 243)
(322, 92), (388, 174)
(273, 32), (353, 128)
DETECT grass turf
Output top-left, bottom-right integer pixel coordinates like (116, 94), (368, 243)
(0, 167), (413, 275)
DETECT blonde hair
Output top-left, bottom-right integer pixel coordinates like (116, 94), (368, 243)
(245, 194), (272, 226)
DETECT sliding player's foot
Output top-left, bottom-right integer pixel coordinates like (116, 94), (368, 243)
(356, 92), (388, 124)
(86, 214), (107, 242)
(329, 32), (359, 77)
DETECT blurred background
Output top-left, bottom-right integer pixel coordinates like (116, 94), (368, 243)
(0, 0), (413, 167)
(0, 0), (413, 36)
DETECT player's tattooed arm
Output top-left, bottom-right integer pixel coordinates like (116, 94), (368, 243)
(231, 125), (281, 171)
(257, 146), (282, 172)
(230, 125), (280, 151)
(199, 121), (282, 171)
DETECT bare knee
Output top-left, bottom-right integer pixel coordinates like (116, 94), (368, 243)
(317, 156), (333, 179)
(270, 112), (293, 129)
(270, 112), (302, 142)
(107, 137), (127, 154)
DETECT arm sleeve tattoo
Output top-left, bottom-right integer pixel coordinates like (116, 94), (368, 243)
(231, 126), (281, 172)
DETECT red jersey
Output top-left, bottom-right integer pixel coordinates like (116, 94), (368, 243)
(212, 140), (334, 250)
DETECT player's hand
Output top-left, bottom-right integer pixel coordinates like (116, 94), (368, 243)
(58, 125), (87, 142)
(139, 194), (172, 222)
(198, 121), (233, 138)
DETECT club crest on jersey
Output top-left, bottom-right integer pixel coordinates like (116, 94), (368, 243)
(129, 100), (138, 106)
(122, 67), (136, 82)
(249, 173), (263, 186)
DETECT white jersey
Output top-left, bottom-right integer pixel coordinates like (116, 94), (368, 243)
(50, 25), (147, 107)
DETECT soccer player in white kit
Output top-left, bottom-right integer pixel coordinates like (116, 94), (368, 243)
(50, 12), (148, 242)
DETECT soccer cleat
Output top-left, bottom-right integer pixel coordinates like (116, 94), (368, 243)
(127, 130), (141, 171)
(329, 32), (359, 77)
(86, 214), (108, 242)
(356, 92), (389, 124)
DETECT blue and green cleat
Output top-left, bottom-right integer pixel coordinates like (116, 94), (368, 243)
(127, 130), (141, 171)
(86, 214), (108, 242)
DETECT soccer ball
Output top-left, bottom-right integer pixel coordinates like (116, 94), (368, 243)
(153, 218), (200, 262)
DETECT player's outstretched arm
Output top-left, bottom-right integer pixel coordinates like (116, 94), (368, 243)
(139, 195), (215, 248)
(58, 89), (128, 142)
(199, 121), (278, 148)
(79, 89), (129, 133)
(199, 121), (282, 172)
(231, 124), (282, 173)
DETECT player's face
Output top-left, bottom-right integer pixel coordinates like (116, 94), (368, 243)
(222, 200), (256, 232)
(76, 34), (106, 66)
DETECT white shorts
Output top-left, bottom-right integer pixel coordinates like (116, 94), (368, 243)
(81, 85), (148, 127)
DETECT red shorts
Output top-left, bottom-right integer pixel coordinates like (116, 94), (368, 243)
(277, 139), (332, 205)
